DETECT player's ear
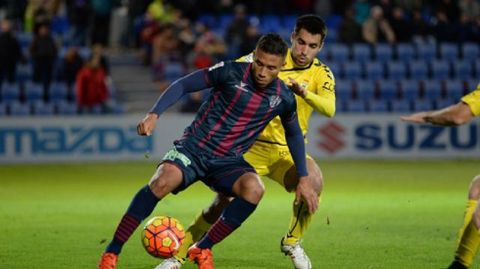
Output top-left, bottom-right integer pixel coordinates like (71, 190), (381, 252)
(290, 32), (295, 44)
(319, 40), (324, 51)
(252, 49), (256, 60)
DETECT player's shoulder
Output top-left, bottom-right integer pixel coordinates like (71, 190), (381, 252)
(277, 79), (296, 100)
(209, 60), (249, 76)
(311, 58), (335, 81)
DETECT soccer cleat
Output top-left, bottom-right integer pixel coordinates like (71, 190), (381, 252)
(447, 260), (468, 269)
(98, 252), (118, 269)
(155, 257), (183, 269)
(280, 238), (312, 269)
(187, 244), (215, 269)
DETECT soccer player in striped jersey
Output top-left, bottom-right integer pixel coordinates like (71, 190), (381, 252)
(402, 83), (480, 269)
(158, 15), (335, 269)
(97, 33), (314, 269)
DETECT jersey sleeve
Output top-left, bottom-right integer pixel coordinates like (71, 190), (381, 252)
(304, 64), (336, 117)
(280, 89), (298, 124)
(205, 61), (231, 87)
(461, 83), (480, 116)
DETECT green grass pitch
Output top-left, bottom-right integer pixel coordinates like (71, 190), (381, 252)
(0, 160), (479, 269)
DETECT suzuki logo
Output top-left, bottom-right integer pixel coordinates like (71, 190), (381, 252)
(317, 121), (346, 154)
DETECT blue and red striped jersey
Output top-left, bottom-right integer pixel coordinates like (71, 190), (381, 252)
(177, 61), (298, 157)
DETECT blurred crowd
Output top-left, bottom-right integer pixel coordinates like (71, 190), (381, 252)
(0, 0), (479, 114)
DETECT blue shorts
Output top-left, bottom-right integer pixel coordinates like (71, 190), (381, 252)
(161, 143), (256, 196)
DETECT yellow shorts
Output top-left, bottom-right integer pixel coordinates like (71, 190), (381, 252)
(244, 141), (313, 187)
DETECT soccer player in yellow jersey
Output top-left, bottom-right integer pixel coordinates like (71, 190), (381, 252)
(156, 14), (335, 269)
(401, 83), (480, 269)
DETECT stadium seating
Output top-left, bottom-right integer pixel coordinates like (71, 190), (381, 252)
(335, 79), (353, 100)
(423, 80), (443, 100)
(396, 43), (415, 62)
(0, 103), (6, 115)
(416, 42), (436, 62)
(409, 60), (428, 80)
(430, 60), (450, 80)
(474, 59), (480, 77)
(365, 61), (384, 80)
(344, 61), (362, 79)
(327, 62), (342, 78)
(462, 42), (479, 59)
(16, 64), (32, 83)
(1, 82), (21, 102)
(439, 43), (458, 62)
(377, 80), (397, 101)
(259, 15), (282, 34)
(391, 99), (411, 112)
(368, 100), (388, 112)
(32, 101), (54, 115)
(49, 82), (69, 102)
(467, 79), (478, 89)
(356, 80), (376, 101)
(436, 98), (456, 109)
(399, 80), (420, 101)
(444, 80), (465, 100)
(55, 100), (77, 115)
(346, 100), (366, 112)
(413, 99), (434, 111)
(368, 100), (388, 113)
(387, 61), (407, 80)
(453, 60), (473, 80)
(164, 63), (185, 82)
(374, 43), (393, 63)
(352, 43), (371, 63)
(9, 101), (30, 116)
(24, 82), (44, 102)
(330, 44), (349, 62)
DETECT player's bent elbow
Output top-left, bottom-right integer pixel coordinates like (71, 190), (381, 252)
(451, 115), (469, 126)
(325, 108), (336, 118)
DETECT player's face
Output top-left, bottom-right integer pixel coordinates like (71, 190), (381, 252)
(290, 28), (323, 67)
(252, 49), (285, 88)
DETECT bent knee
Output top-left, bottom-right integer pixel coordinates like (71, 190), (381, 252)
(468, 175), (480, 200)
(473, 209), (480, 228)
(236, 175), (265, 204)
(148, 164), (182, 198)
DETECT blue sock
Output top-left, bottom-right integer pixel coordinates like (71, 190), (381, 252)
(197, 198), (257, 249)
(106, 185), (159, 254)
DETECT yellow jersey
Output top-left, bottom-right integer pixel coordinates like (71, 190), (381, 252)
(238, 49), (336, 145)
(461, 83), (480, 116)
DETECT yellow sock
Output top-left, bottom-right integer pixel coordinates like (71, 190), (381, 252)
(455, 199), (479, 267)
(283, 200), (315, 246)
(175, 212), (212, 262)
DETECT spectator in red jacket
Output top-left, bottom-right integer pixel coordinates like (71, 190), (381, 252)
(75, 54), (109, 113)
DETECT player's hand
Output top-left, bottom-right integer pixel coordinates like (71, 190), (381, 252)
(295, 176), (319, 214)
(400, 112), (429, 124)
(287, 77), (308, 98)
(137, 113), (158, 136)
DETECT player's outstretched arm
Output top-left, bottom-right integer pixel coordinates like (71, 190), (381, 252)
(282, 114), (318, 213)
(401, 102), (474, 126)
(149, 69), (209, 116)
(137, 113), (158, 136)
(136, 69), (209, 136)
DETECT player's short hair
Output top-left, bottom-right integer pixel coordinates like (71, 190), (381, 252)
(255, 33), (288, 58)
(294, 14), (327, 42)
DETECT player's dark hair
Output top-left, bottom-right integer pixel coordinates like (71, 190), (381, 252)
(294, 14), (327, 42)
(255, 33), (288, 58)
